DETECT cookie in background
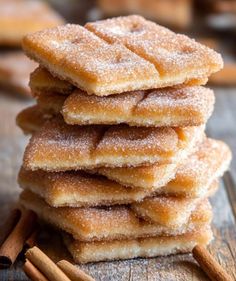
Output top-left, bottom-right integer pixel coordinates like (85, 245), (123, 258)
(0, 52), (37, 97)
(96, 0), (192, 30)
(0, 0), (65, 47)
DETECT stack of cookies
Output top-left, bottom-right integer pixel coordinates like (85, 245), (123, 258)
(17, 15), (232, 263)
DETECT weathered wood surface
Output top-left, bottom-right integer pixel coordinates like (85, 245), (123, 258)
(0, 88), (236, 281)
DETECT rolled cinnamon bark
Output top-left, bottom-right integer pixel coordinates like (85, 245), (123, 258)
(192, 245), (234, 281)
(23, 259), (49, 281)
(0, 209), (21, 246)
(0, 209), (37, 269)
(26, 246), (71, 281)
(57, 260), (95, 281)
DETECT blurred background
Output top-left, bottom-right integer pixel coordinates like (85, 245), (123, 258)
(0, 0), (235, 188)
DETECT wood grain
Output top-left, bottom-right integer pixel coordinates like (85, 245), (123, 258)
(0, 89), (235, 281)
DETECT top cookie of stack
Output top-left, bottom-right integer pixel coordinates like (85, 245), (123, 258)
(23, 15), (222, 97)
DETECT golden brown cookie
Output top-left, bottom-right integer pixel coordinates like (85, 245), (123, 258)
(16, 106), (52, 134)
(0, 0), (64, 46)
(22, 117), (204, 170)
(30, 67), (74, 96)
(33, 81), (215, 127)
(20, 190), (212, 242)
(64, 225), (213, 263)
(0, 0), (64, 47)
(86, 15), (222, 88)
(98, 138), (231, 192)
(22, 24), (159, 96)
(22, 16), (222, 95)
(0, 52), (37, 97)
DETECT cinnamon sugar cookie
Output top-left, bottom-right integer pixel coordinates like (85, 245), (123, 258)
(16, 105), (52, 134)
(98, 138), (231, 192)
(22, 117), (204, 170)
(22, 24), (159, 96)
(86, 15), (222, 88)
(23, 16), (222, 96)
(18, 138), (227, 208)
(62, 86), (214, 127)
(0, 52), (37, 97)
(30, 67), (74, 96)
(64, 225), (213, 263)
(31, 76), (215, 127)
(20, 190), (212, 242)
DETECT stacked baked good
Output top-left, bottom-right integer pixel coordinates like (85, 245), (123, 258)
(16, 15), (231, 263)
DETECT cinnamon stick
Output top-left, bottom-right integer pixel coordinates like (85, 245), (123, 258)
(57, 260), (95, 281)
(23, 259), (49, 281)
(0, 209), (37, 269)
(192, 245), (234, 281)
(0, 209), (21, 246)
(26, 246), (71, 281)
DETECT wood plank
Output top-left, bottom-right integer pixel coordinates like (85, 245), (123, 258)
(0, 90), (236, 280)
(207, 89), (236, 183)
(223, 172), (236, 219)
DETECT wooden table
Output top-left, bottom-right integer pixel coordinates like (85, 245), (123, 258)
(0, 88), (236, 281)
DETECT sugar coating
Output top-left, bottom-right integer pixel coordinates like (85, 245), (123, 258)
(86, 15), (223, 79)
(30, 66), (74, 96)
(31, 67), (215, 127)
(132, 189), (217, 226)
(96, 125), (178, 154)
(20, 190), (212, 241)
(24, 118), (105, 169)
(170, 138), (232, 189)
(20, 138), (226, 208)
(18, 167), (152, 207)
(22, 117), (201, 171)
(23, 15), (223, 95)
(19, 165), (217, 227)
(65, 225), (213, 263)
(22, 23), (159, 96)
(98, 138), (231, 194)
(137, 86), (213, 115)
(61, 85), (215, 127)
